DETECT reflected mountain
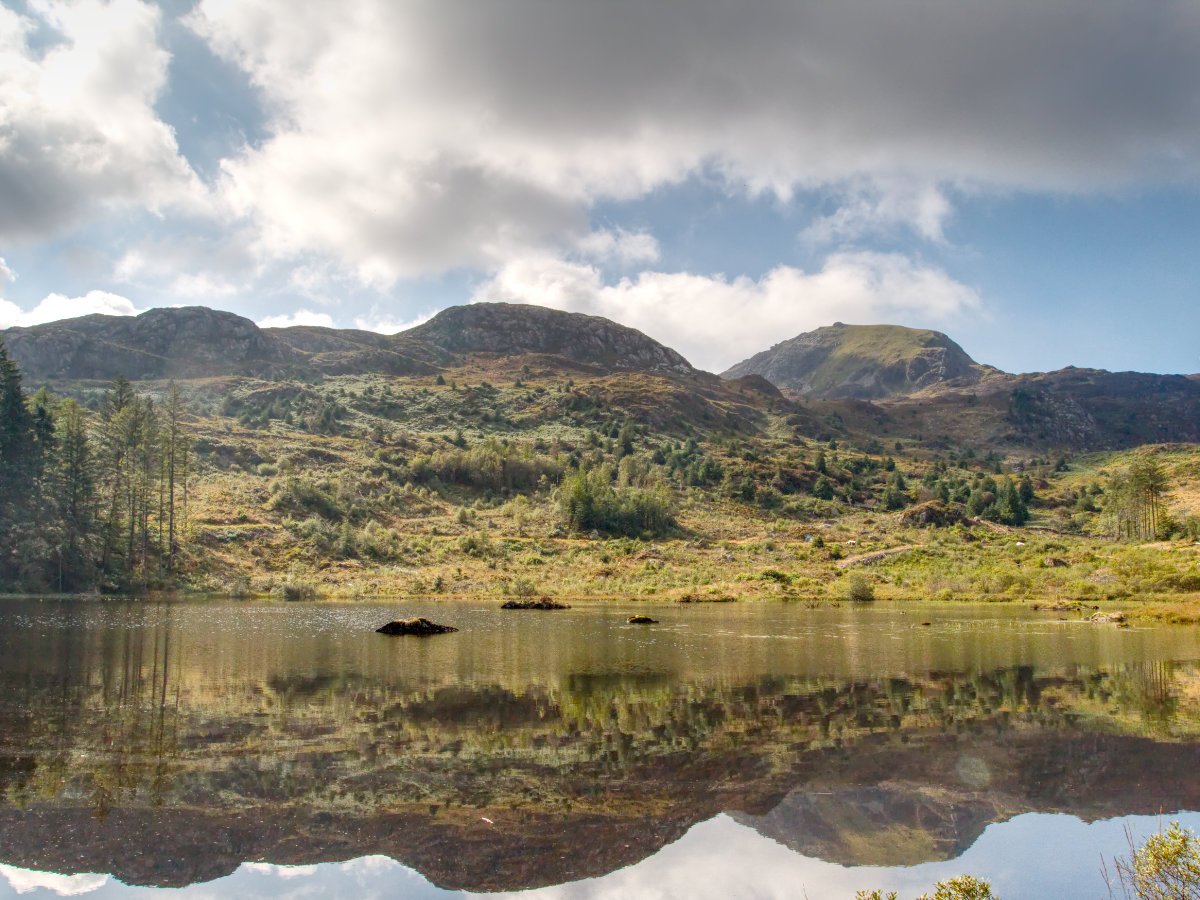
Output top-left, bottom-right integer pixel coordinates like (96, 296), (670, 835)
(0, 599), (1198, 892)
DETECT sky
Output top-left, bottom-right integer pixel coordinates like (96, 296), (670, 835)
(1, 0), (1199, 375)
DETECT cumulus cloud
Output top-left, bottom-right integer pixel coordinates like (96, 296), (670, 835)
(353, 310), (437, 335)
(0, 0), (206, 241)
(0, 258), (14, 284)
(256, 310), (334, 329)
(575, 229), (661, 266)
(0, 863), (108, 896)
(474, 252), (980, 372)
(803, 182), (955, 246)
(186, 0), (1200, 281)
(0, 290), (143, 328)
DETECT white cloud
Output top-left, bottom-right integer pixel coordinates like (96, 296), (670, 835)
(0, 0), (206, 240)
(474, 252), (980, 372)
(576, 229), (661, 266)
(186, 0), (1200, 282)
(256, 309), (335, 329)
(803, 182), (955, 245)
(353, 310), (436, 334)
(0, 258), (14, 284)
(0, 290), (142, 328)
(0, 864), (108, 896)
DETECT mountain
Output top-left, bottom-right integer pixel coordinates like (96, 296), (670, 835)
(723, 321), (1200, 450)
(0, 307), (296, 381)
(0, 303), (694, 383)
(721, 323), (989, 400)
(403, 303), (694, 374)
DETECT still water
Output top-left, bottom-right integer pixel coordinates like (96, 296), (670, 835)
(0, 598), (1198, 899)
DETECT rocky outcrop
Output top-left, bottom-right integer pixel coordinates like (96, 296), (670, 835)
(500, 598), (571, 610)
(375, 618), (458, 635)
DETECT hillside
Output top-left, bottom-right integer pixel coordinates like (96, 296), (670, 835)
(721, 323), (989, 400)
(3, 301), (1200, 602)
(1, 302), (694, 384)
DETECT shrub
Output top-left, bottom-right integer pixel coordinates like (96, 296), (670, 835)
(458, 530), (494, 557)
(268, 477), (344, 521)
(844, 572), (876, 602)
(277, 579), (318, 601)
(858, 876), (998, 900)
(1110, 821), (1200, 899)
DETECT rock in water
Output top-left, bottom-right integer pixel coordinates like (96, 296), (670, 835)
(500, 598), (571, 610)
(627, 615), (658, 624)
(376, 618), (458, 635)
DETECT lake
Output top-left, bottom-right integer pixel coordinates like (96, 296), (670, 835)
(0, 598), (1198, 899)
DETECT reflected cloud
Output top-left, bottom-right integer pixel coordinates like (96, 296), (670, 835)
(0, 866), (108, 897)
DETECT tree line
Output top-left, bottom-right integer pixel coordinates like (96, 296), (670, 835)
(0, 338), (190, 592)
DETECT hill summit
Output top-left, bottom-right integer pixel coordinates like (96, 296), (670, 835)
(721, 322), (988, 399)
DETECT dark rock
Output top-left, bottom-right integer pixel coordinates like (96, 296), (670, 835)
(676, 595), (736, 603)
(500, 598), (571, 610)
(627, 615), (658, 624)
(376, 618), (458, 635)
(1044, 557), (1070, 568)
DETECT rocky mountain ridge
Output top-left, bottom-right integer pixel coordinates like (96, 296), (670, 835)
(4, 303), (1200, 451)
(0, 303), (694, 383)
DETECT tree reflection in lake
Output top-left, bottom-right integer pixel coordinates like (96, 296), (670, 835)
(0, 598), (1198, 894)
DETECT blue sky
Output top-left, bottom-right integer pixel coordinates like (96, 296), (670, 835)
(2, 0), (1199, 375)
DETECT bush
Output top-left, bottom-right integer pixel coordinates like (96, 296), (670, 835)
(268, 477), (345, 521)
(920, 877), (997, 900)
(458, 530), (495, 557)
(1110, 821), (1200, 899)
(277, 579), (318, 601)
(843, 572), (876, 602)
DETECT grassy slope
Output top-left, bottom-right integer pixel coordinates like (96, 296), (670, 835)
(111, 360), (1200, 622)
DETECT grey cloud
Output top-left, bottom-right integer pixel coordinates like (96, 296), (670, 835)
(189, 0), (1200, 281)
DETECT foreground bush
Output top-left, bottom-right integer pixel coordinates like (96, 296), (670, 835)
(1110, 821), (1200, 899)
(857, 875), (997, 900)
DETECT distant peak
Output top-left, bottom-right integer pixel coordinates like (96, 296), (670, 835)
(721, 322), (987, 399)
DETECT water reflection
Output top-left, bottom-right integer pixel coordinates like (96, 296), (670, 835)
(0, 598), (1198, 895)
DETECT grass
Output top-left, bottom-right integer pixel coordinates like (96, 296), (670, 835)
(53, 361), (1200, 614)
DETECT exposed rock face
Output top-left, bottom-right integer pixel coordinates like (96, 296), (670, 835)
(407, 303), (695, 374)
(722, 323), (986, 399)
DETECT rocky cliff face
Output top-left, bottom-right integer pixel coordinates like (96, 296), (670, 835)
(722, 323), (986, 400)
